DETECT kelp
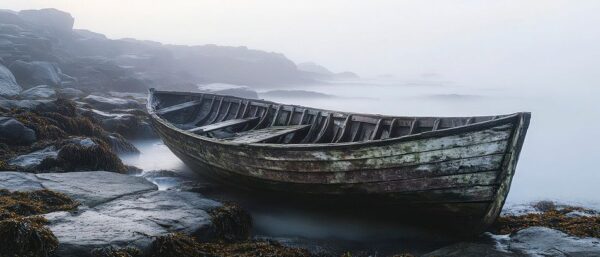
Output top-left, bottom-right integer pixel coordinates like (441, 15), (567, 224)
(0, 189), (78, 217)
(38, 138), (128, 173)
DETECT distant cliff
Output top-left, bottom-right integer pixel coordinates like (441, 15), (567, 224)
(0, 8), (348, 93)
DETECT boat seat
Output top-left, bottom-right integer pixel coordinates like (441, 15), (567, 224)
(225, 125), (310, 144)
(157, 100), (203, 115)
(187, 117), (259, 134)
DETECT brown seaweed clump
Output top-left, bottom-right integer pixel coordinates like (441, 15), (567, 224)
(0, 190), (78, 257)
(0, 189), (79, 217)
(492, 202), (600, 238)
(49, 138), (128, 173)
(0, 216), (58, 257)
(91, 246), (142, 257)
(149, 233), (313, 257)
(208, 204), (252, 242)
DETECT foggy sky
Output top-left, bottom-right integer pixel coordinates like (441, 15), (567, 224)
(3, 0), (600, 89)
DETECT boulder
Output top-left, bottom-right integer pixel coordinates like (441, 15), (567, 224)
(18, 8), (74, 34)
(422, 227), (600, 257)
(0, 99), (57, 112)
(8, 146), (58, 170)
(0, 63), (21, 98)
(57, 87), (85, 99)
(9, 60), (62, 87)
(82, 95), (141, 111)
(0, 116), (37, 144)
(0, 172), (42, 191)
(19, 84), (57, 99)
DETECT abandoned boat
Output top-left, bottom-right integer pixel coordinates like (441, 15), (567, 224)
(147, 89), (531, 229)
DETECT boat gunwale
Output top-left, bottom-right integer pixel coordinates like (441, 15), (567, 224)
(147, 89), (529, 150)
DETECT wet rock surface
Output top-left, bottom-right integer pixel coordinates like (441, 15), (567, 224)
(422, 227), (600, 257)
(0, 63), (21, 97)
(0, 116), (37, 145)
(19, 84), (57, 99)
(0, 171), (251, 257)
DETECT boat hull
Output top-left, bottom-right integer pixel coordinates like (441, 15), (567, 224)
(149, 104), (530, 229)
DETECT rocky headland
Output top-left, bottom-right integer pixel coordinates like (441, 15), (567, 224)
(0, 7), (598, 257)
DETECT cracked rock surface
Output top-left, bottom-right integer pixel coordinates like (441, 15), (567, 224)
(0, 171), (224, 257)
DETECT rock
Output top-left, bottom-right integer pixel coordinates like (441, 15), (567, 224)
(0, 116), (37, 144)
(105, 133), (139, 154)
(0, 171), (157, 207)
(508, 227), (600, 256)
(8, 146), (58, 170)
(82, 95), (141, 111)
(18, 8), (74, 34)
(0, 99), (57, 112)
(0, 172), (42, 191)
(9, 60), (62, 87)
(47, 190), (222, 257)
(422, 227), (600, 257)
(57, 87), (85, 99)
(0, 63), (21, 98)
(19, 84), (57, 99)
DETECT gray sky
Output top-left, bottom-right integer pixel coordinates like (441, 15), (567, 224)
(3, 0), (600, 88)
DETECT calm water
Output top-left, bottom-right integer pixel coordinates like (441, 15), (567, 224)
(122, 79), (599, 254)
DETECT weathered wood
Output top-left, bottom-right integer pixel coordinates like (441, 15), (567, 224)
(194, 95), (216, 125)
(187, 117), (259, 134)
(314, 113), (334, 143)
(409, 118), (418, 134)
(218, 101), (234, 122)
(300, 111), (322, 143)
(271, 105), (283, 126)
(335, 115), (353, 143)
(370, 118), (384, 140)
(206, 97), (225, 125)
(226, 125), (311, 144)
(148, 89), (531, 228)
(252, 105), (273, 130)
(157, 99), (203, 115)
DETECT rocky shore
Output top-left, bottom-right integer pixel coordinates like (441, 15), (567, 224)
(0, 7), (599, 257)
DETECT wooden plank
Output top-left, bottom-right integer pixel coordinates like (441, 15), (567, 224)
(409, 118), (419, 134)
(271, 105), (283, 126)
(194, 95), (216, 125)
(218, 101), (233, 122)
(252, 105), (273, 130)
(187, 117), (259, 134)
(314, 113), (333, 143)
(226, 125), (311, 144)
(298, 109), (308, 125)
(300, 111), (321, 143)
(285, 107), (296, 126)
(335, 115), (353, 143)
(206, 97), (225, 125)
(157, 99), (202, 115)
(370, 118), (384, 140)
(432, 118), (441, 131)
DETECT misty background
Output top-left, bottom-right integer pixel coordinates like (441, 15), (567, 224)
(3, 1), (599, 207)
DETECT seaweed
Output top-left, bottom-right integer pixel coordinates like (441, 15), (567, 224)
(91, 246), (142, 257)
(149, 233), (314, 257)
(208, 204), (252, 242)
(0, 216), (58, 257)
(492, 202), (600, 238)
(0, 189), (79, 218)
(38, 138), (128, 173)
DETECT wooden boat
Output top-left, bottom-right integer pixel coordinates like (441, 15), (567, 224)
(147, 89), (531, 230)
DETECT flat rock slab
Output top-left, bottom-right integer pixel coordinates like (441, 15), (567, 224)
(35, 171), (158, 207)
(0, 171), (225, 257)
(47, 190), (222, 257)
(0, 171), (157, 207)
(422, 227), (600, 257)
